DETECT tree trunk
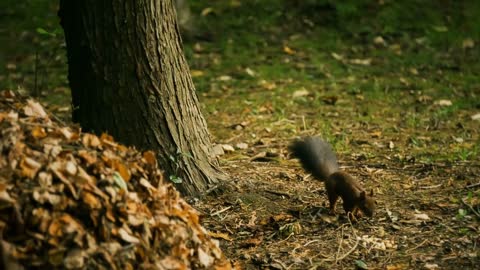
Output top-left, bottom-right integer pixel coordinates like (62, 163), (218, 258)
(58, 0), (226, 196)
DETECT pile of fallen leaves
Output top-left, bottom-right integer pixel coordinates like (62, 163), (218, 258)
(0, 91), (232, 269)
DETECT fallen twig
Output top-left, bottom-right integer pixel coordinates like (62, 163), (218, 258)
(210, 206), (232, 217)
(335, 237), (359, 262)
(419, 183), (443, 189)
(265, 189), (291, 198)
(465, 182), (480, 189)
(406, 239), (428, 253)
(461, 198), (480, 218)
(271, 258), (288, 270)
(335, 220), (359, 263)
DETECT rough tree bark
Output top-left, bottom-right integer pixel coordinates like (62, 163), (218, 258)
(58, 0), (227, 196)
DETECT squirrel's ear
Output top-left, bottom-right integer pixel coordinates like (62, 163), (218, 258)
(369, 189), (374, 196)
(360, 191), (366, 199)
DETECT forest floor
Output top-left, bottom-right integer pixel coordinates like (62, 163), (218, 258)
(1, 1), (479, 269)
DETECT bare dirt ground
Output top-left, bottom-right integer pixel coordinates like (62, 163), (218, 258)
(196, 142), (480, 269)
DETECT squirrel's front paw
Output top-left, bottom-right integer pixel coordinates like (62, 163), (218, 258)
(347, 212), (359, 223)
(354, 209), (363, 218)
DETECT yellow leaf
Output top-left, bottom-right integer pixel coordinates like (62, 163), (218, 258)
(48, 219), (63, 237)
(283, 45), (295, 55)
(201, 7), (214, 16)
(100, 133), (114, 142)
(370, 131), (382, 138)
(78, 150), (97, 165)
(112, 159), (131, 182)
(117, 144), (128, 152)
(106, 207), (116, 222)
(19, 157), (41, 179)
(191, 70), (204, 77)
(82, 191), (102, 209)
(31, 126), (47, 138)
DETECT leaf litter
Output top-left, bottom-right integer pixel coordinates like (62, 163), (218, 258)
(0, 91), (235, 269)
(196, 144), (480, 269)
(196, 88), (480, 269)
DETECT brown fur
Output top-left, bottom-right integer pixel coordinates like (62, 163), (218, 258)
(325, 171), (375, 218)
(290, 137), (376, 219)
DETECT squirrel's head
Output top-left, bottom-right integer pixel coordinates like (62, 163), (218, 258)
(359, 189), (376, 217)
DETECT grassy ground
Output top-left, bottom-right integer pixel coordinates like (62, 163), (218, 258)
(187, 1), (480, 269)
(1, 0), (479, 269)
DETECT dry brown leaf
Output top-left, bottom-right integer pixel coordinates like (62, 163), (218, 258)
(64, 161), (78, 176)
(100, 133), (119, 148)
(63, 249), (85, 269)
(0, 93), (233, 269)
(49, 161), (78, 199)
(118, 227), (140, 244)
(58, 127), (74, 140)
(139, 177), (156, 191)
(240, 237), (263, 248)
(208, 231), (232, 241)
(31, 126), (47, 139)
(0, 183), (15, 203)
(283, 45), (295, 55)
(370, 131), (382, 138)
(23, 100), (47, 118)
(19, 157), (41, 179)
(117, 144), (128, 153)
(106, 207), (116, 222)
(143, 150), (157, 165)
(33, 190), (61, 205)
(127, 214), (146, 226)
(386, 264), (408, 270)
(77, 150), (97, 165)
(112, 159), (131, 182)
(82, 133), (101, 148)
(82, 191), (102, 209)
(198, 247), (214, 268)
(48, 219), (63, 238)
(270, 213), (293, 222)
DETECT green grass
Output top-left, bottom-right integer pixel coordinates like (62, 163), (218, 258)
(1, 0), (479, 163)
(188, 0), (479, 162)
(0, 1), (65, 89)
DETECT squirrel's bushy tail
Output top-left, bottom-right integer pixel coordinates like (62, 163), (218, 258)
(289, 137), (339, 180)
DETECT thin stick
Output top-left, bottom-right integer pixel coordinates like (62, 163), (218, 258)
(335, 219), (360, 262)
(271, 258), (288, 270)
(335, 237), (359, 262)
(406, 239), (428, 253)
(210, 206), (232, 216)
(276, 232), (294, 244)
(303, 240), (320, 247)
(419, 183), (442, 189)
(466, 182), (480, 189)
(265, 189), (291, 198)
(335, 225), (345, 263)
(461, 198), (480, 218)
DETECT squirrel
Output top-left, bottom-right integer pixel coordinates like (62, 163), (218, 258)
(289, 136), (376, 219)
